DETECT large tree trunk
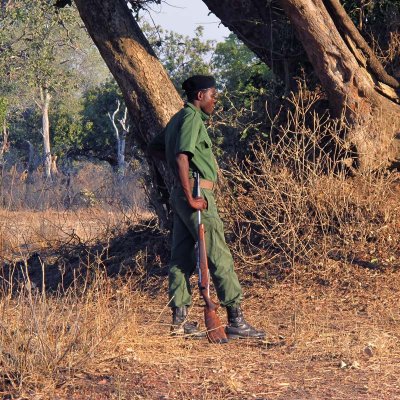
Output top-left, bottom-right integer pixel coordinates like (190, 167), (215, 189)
(74, 0), (183, 226)
(202, 0), (303, 93)
(203, 0), (400, 169)
(279, 0), (400, 169)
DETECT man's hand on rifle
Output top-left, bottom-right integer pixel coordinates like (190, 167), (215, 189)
(176, 153), (208, 211)
(188, 195), (207, 211)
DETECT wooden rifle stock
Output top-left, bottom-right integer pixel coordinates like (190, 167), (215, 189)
(195, 172), (227, 344)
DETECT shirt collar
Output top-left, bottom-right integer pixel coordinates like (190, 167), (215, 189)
(186, 102), (209, 121)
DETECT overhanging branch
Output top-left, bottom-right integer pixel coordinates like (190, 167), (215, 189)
(323, 0), (399, 90)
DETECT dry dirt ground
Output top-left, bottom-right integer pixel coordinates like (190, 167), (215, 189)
(49, 262), (400, 400)
(0, 210), (399, 400)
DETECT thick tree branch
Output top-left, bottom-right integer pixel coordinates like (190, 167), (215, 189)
(323, 0), (399, 89)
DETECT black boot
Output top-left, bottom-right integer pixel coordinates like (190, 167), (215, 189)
(225, 306), (266, 340)
(170, 306), (206, 339)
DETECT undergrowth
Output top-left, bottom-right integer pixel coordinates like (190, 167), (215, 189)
(0, 87), (399, 398)
(218, 86), (399, 270)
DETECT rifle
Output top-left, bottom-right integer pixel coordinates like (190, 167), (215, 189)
(195, 172), (228, 344)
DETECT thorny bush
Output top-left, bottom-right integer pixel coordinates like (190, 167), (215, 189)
(216, 86), (400, 269)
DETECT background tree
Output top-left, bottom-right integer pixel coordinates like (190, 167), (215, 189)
(0, 0), (111, 179)
(73, 0), (184, 225)
(213, 33), (273, 97)
(63, 79), (124, 161)
(207, 33), (274, 158)
(0, 97), (9, 165)
(72, 0), (399, 172)
(108, 100), (129, 179)
(201, 0), (305, 96)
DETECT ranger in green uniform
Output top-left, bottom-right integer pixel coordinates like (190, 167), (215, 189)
(149, 75), (265, 341)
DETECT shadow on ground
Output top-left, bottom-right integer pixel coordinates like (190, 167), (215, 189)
(0, 219), (170, 295)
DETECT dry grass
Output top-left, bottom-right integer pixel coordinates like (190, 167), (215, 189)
(218, 87), (400, 270)
(0, 175), (398, 399)
(0, 273), (144, 399)
(125, 264), (400, 400)
(1, 261), (400, 399)
(0, 207), (152, 261)
(0, 160), (146, 212)
(0, 160), (151, 262)
(0, 95), (399, 398)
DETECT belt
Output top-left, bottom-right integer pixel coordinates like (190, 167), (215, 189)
(189, 178), (216, 191)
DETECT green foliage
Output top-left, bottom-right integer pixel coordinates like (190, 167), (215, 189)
(142, 22), (214, 91)
(50, 79), (125, 159)
(207, 34), (274, 157)
(10, 107), (42, 147)
(0, 0), (79, 97)
(0, 0), (112, 161)
(213, 34), (273, 98)
(52, 111), (85, 156)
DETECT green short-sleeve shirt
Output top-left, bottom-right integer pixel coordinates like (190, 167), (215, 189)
(151, 103), (217, 182)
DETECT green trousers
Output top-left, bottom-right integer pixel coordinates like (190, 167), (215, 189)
(168, 186), (243, 308)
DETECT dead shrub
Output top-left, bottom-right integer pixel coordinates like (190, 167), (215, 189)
(218, 88), (400, 269)
(0, 269), (141, 397)
(0, 160), (147, 212)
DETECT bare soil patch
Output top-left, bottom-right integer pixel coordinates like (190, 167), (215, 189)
(9, 261), (397, 400)
(0, 205), (399, 399)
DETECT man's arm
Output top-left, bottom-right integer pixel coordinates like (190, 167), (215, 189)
(176, 152), (207, 210)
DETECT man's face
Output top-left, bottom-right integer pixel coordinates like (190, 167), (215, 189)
(198, 87), (218, 115)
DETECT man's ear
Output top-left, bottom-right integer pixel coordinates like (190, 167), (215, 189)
(196, 90), (204, 101)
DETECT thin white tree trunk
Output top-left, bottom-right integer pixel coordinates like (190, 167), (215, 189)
(40, 86), (52, 181)
(117, 106), (128, 178)
(25, 140), (35, 183)
(1, 118), (8, 164)
(119, 130), (126, 176)
(108, 100), (128, 180)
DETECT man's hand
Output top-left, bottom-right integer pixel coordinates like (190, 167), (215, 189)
(176, 153), (208, 211)
(188, 196), (207, 211)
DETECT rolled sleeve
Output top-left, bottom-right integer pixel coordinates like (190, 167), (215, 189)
(175, 112), (201, 157)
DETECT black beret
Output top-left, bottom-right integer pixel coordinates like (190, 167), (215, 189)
(182, 75), (216, 93)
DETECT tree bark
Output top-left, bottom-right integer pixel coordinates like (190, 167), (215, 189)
(0, 118), (9, 165)
(203, 0), (400, 169)
(277, 0), (400, 169)
(74, 0), (183, 225)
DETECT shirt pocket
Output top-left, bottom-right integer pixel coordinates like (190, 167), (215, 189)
(198, 138), (211, 151)
(197, 131), (212, 150)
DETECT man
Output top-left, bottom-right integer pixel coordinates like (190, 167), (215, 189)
(149, 75), (265, 341)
